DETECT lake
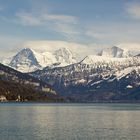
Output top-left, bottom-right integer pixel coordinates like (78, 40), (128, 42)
(0, 103), (140, 140)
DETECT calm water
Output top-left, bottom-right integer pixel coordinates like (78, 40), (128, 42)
(0, 103), (140, 140)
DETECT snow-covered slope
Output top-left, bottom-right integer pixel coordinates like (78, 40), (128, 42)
(82, 55), (129, 64)
(31, 54), (140, 100)
(115, 66), (140, 80)
(32, 53), (140, 87)
(98, 46), (131, 58)
(32, 50), (57, 67)
(33, 47), (77, 67)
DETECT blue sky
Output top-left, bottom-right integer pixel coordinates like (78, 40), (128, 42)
(0, 0), (140, 53)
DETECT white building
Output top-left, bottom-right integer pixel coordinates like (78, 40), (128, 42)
(0, 95), (7, 102)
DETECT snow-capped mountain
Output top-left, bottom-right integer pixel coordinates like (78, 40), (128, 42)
(9, 48), (41, 72)
(8, 47), (77, 72)
(53, 48), (77, 65)
(31, 54), (140, 88)
(31, 55), (140, 101)
(98, 46), (131, 58)
(0, 45), (137, 73)
(1, 45), (140, 101)
(32, 50), (57, 67)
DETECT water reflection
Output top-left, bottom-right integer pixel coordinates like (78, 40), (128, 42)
(0, 103), (140, 140)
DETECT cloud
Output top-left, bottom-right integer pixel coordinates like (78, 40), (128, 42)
(22, 40), (94, 55)
(43, 14), (77, 24)
(0, 40), (109, 60)
(125, 2), (140, 19)
(86, 30), (107, 40)
(15, 40), (140, 56)
(1, 39), (140, 59)
(15, 8), (79, 39)
(118, 43), (140, 52)
(85, 27), (121, 44)
(16, 10), (77, 26)
(85, 20), (140, 45)
(16, 12), (42, 26)
(0, 35), (26, 57)
(52, 22), (80, 39)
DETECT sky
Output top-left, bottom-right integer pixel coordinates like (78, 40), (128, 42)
(0, 0), (140, 56)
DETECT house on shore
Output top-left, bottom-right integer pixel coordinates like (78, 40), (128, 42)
(0, 95), (7, 102)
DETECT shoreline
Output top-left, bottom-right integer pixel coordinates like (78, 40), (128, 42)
(1, 100), (140, 104)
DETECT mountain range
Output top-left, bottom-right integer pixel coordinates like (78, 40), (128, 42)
(30, 51), (140, 101)
(4, 47), (77, 72)
(0, 46), (140, 102)
(0, 46), (133, 73)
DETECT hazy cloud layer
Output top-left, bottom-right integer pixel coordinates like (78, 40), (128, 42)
(125, 2), (140, 19)
(15, 7), (79, 40)
(0, 0), (140, 57)
(0, 40), (140, 59)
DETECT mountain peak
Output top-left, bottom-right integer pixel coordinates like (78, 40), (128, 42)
(98, 46), (131, 58)
(16, 47), (34, 54)
(19, 48), (35, 54)
(9, 48), (40, 72)
(54, 47), (73, 56)
(111, 46), (120, 49)
(111, 46), (123, 57)
(54, 47), (77, 65)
